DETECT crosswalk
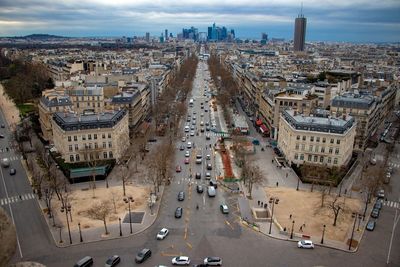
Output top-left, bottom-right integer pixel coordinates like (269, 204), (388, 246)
(0, 147), (17, 153)
(0, 193), (35, 206)
(387, 162), (400, 169)
(383, 200), (399, 209)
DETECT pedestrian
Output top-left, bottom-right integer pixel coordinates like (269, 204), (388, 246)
(272, 159), (274, 163)
(303, 223), (306, 228)
(258, 200), (260, 206)
(19, 195), (22, 200)
(276, 182), (279, 187)
(299, 226), (303, 232)
(261, 202), (263, 207)
(286, 173), (288, 178)
(289, 214), (292, 219)
(284, 227), (287, 232)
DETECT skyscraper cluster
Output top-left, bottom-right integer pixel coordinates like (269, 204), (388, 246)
(207, 23), (235, 41)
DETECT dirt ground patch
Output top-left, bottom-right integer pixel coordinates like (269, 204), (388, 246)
(265, 187), (363, 242)
(51, 185), (150, 231)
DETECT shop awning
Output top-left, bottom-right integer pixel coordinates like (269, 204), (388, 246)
(260, 124), (269, 133)
(256, 119), (262, 126)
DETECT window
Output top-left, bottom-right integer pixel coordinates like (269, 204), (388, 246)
(330, 138), (334, 144)
(108, 133), (111, 138)
(98, 102), (100, 107)
(68, 136), (71, 142)
(103, 152), (108, 159)
(328, 157), (331, 163)
(70, 155), (74, 162)
(294, 154), (298, 159)
(74, 144), (78, 151)
(90, 153), (94, 160)
(82, 135), (86, 141)
(309, 145), (313, 152)
(103, 142), (107, 148)
(321, 147), (325, 153)
(76, 154), (80, 161)
(329, 147), (333, 154)
(316, 137), (320, 142)
(335, 148), (339, 154)
(315, 145), (319, 152)
(310, 136), (314, 142)
(94, 134), (97, 140)
(301, 144), (305, 151)
(295, 144), (299, 150)
(108, 141), (112, 148)
(308, 155), (312, 161)
(88, 143), (92, 149)
(109, 151), (113, 158)
(69, 145), (73, 152)
(296, 135), (300, 140)
(302, 136), (306, 141)
(96, 153), (100, 159)
(95, 143), (98, 149)
(88, 134), (92, 140)
(77, 102), (79, 108)
(320, 156), (324, 163)
(300, 154), (304, 160)
(102, 133), (106, 139)
(337, 139), (341, 145)
(314, 156), (318, 162)
(333, 158), (338, 164)
(322, 137), (326, 143)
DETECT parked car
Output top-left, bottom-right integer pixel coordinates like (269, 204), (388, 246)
(181, 136), (186, 142)
(220, 204), (229, 214)
(203, 257), (222, 266)
(172, 256), (190, 265)
(273, 147), (282, 157)
(366, 221), (376, 231)
(374, 201), (382, 210)
(196, 185), (204, 194)
(184, 158), (190, 164)
(206, 134), (211, 140)
(0, 134), (4, 138)
(0, 124), (4, 128)
(376, 189), (385, 199)
(135, 248), (152, 263)
(177, 191), (185, 201)
(297, 240), (314, 249)
(156, 228), (169, 240)
(187, 142), (192, 149)
(175, 207), (183, 218)
(105, 255), (120, 267)
(371, 208), (380, 218)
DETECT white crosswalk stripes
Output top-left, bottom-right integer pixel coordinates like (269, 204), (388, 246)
(0, 193), (35, 206)
(388, 162), (400, 169)
(383, 200), (399, 209)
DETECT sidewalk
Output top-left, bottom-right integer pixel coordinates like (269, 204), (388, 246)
(0, 84), (21, 129)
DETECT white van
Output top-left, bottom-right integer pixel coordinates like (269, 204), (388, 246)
(207, 186), (216, 197)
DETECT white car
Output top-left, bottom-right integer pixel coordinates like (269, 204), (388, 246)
(185, 151), (190, 157)
(181, 136), (186, 142)
(172, 256), (190, 265)
(204, 257), (222, 266)
(156, 228), (169, 240)
(190, 131), (195, 136)
(297, 240), (314, 249)
(187, 142), (192, 149)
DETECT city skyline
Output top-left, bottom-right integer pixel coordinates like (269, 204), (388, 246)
(0, 0), (400, 42)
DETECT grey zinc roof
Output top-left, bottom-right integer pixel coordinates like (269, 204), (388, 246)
(282, 109), (355, 134)
(331, 93), (375, 109)
(111, 91), (140, 104)
(41, 96), (73, 107)
(53, 109), (127, 131)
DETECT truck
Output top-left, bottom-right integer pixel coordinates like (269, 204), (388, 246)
(1, 158), (10, 168)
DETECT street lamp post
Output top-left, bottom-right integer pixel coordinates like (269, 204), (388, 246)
(119, 218), (122, 236)
(296, 178), (300, 191)
(78, 222), (83, 242)
(321, 225), (326, 244)
(290, 220), (295, 239)
(60, 200), (72, 244)
(124, 196), (134, 234)
(349, 212), (358, 250)
(268, 197), (279, 235)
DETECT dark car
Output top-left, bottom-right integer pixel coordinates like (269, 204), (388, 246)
(204, 257), (222, 266)
(374, 201), (382, 210)
(135, 248), (151, 263)
(371, 208), (380, 218)
(0, 134), (4, 138)
(196, 185), (204, 193)
(105, 255), (121, 267)
(175, 207), (183, 218)
(178, 191), (185, 201)
(195, 173), (201, 179)
(1, 124), (4, 128)
(366, 221), (376, 231)
(9, 168), (16, 175)
(209, 180), (218, 188)
(274, 147), (282, 157)
(74, 256), (93, 267)
(148, 138), (157, 143)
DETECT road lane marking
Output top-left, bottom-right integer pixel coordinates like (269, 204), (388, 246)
(186, 242), (193, 249)
(225, 220), (234, 230)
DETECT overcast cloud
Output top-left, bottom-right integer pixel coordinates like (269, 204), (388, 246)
(0, 0), (399, 42)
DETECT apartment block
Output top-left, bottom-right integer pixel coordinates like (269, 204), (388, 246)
(278, 109), (356, 168)
(66, 86), (105, 114)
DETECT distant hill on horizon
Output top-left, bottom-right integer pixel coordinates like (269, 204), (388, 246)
(12, 34), (69, 39)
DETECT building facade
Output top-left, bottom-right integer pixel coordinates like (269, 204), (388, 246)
(278, 109), (356, 168)
(51, 110), (129, 164)
(66, 86), (105, 114)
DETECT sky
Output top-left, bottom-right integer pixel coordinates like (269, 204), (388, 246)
(0, 0), (400, 42)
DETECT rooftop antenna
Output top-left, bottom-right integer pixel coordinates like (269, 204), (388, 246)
(300, 2), (303, 17)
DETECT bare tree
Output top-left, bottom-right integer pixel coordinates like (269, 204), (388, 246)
(87, 200), (112, 235)
(328, 195), (344, 226)
(80, 145), (103, 197)
(320, 186), (328, 208)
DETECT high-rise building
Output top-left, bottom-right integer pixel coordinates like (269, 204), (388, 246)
(165, 29), (168, 41)
(207, 27), (212, 40)
(293, 11), (307, 51)
(261, 33), (268, 41)
(145, 32), (150, 42)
